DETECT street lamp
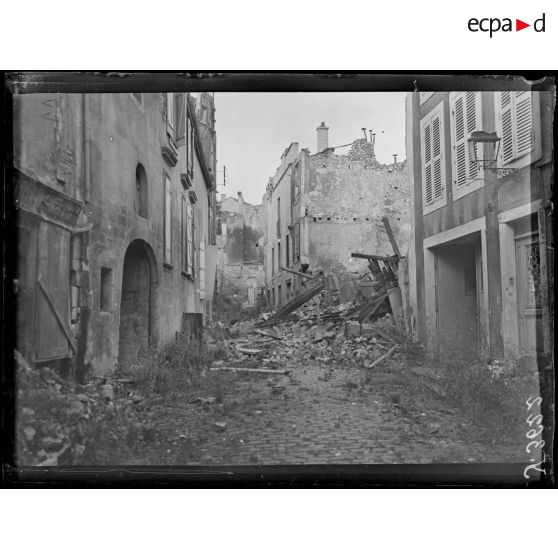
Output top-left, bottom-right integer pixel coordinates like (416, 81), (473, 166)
(467, 131), (519, 176)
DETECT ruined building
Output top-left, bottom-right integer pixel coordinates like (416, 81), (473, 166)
(406, 91), (553, 365)
(14, 92), (218, 379)
(263, 123), (410, 308)
(216, 191), (265, 306)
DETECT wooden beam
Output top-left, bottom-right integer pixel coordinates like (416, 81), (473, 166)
(37, 278), (77, 354)
(280, 266), (314, 280)
(351, 252), (397, 262)
(382, 216), (401, 258)
(210, 367), (290, 375)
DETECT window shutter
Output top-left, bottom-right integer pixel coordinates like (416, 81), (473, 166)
(164, 176), (172, 265)
(431, 113), (443, 202)
(451, 92), (481, 189)
(423, 121), (433, 205)
(422, 105), (445, 209)
(186, 202), (193, 275)
(500, 91), (514, 164)
(176, 93), (185, 141)
(515, 91), (533, 157)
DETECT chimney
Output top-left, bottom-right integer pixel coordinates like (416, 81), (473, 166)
(316, 122), (329, 152)
(392, 154), (398, 164)
(237, 191), (243, 204)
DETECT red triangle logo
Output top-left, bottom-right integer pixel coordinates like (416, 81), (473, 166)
(516, 19), (530, 31)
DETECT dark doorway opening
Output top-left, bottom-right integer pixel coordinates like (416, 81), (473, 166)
(118, 240), (157, 369)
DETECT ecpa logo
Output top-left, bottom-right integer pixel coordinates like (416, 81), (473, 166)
(468, 13), (546, 37)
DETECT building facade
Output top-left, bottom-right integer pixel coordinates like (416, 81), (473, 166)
(14, 92), (217, 379)
(216, 191), (265, 307)
(406, 90), (553, 365)
(264, 123), (410, 308)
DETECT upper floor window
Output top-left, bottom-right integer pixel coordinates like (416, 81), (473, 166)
(496, 91), (541, 168)
(187, 110), (195, 177)
(420, 103), (446, 214)
(164, 174), (172, 267)
(181, 193), (195, 277)
(166, 93), (175, 136)
(450, 92), (483, 199)
(175, 93), (186, 144)
(135, 163), (148, 218)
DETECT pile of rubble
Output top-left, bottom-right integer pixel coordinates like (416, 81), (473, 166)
(211, 293), (404, 374)
(14, 350), (143, 466)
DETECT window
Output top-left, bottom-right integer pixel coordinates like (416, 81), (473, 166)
(450, 92), (483, 199)
(135, 164), (148, 218)
(496, 91), (541, 168)
(294, 221), (300, 261)
(277, 197), (281, 238)
(187, 111), (194, 177)
(271, 247), (275, 276)
(164, 174), (172, 266)
(286, 234), (290, 266)
(175, 93), (186, 144)
(100, 267), (112, 312)
(182, 197), (194, 277)
(421, 103), (446, 213)
(277, 242), (281, 272)
(166, 93), (175, 135)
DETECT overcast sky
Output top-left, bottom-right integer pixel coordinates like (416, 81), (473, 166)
(214, 92), (407, 205)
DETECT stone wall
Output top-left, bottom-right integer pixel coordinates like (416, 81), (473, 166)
(216, 193), (265, 306)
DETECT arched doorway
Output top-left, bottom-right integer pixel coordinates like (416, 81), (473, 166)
(118, 239), (157, 369)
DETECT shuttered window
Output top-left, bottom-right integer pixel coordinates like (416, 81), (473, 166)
(164, 174), (172, 266)
(186, 201), (194, 276)
(497, 91), (539, 166)
(421, 104), (446, 212)
(450, 92), (482, 191)
(166, 93), (175, 134)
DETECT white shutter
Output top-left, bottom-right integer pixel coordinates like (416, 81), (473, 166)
(451, 92), (482, 190)
(166, 93), (175, 134)
(199, 241), (206, 298)
(497, 91), (538, 167)
(164, 175), (172, 265)
(431, 113), (443, 202)
(423, 120), (433, 205)
(421, 104), (446, 211)
(500, 91), (514, 164)
(515, 91), (533, 157)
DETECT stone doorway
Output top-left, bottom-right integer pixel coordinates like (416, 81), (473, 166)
(118, 240), (157, 369)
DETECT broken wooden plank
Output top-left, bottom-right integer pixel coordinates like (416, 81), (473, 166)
(255, 329), (282, 340)
(358, 291), (388, 323)
(210, 366), (290, 375)
(280, 266), (314, 280)
(37, 277), (77, 354)
(236, 344), (265, 355)
(364, 345), (399, 369)
(382, 216), (401, 258)
(266, 278), (326, 323)
(351, 252), (398, 262)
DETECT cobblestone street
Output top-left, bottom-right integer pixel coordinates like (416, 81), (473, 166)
(130, 357), (524, 466)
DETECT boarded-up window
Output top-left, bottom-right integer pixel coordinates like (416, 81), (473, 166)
(164, 174), (172, 266)
(450, 92), (482, 190)
(421, 104), (446, 211)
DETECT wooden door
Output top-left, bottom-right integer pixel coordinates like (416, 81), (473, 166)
(35, 222), (71, 361)
(515, 235), (543, 355)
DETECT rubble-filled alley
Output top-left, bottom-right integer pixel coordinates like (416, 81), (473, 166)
(16, 288), (533, 466)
